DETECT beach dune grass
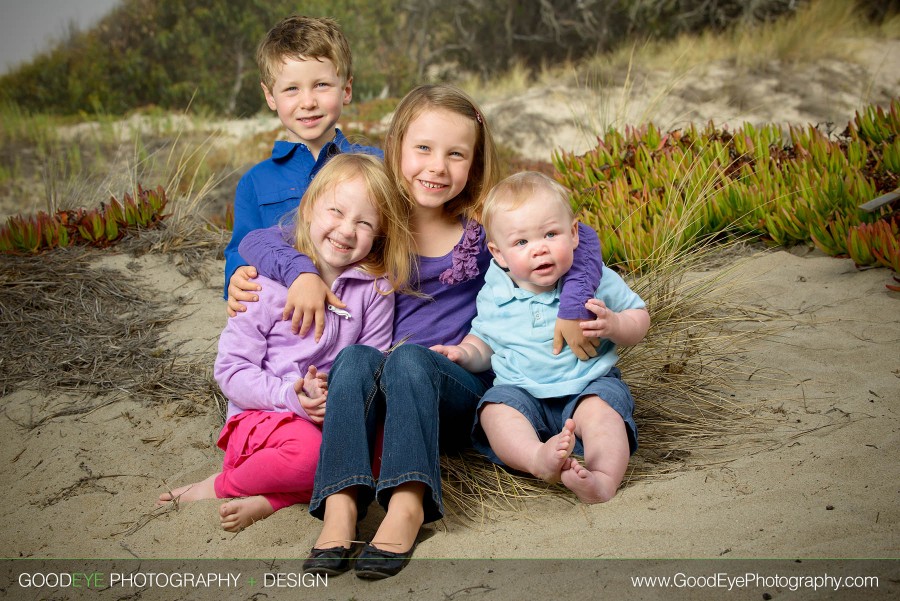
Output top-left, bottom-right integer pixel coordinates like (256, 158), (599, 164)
(2, 3), (898, 518)
(4, 106), (895, 521)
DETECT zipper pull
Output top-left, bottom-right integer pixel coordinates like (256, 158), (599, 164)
(327, 304), (352, 320)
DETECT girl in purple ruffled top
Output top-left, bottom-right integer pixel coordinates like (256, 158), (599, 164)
(236, 84), (603, 579)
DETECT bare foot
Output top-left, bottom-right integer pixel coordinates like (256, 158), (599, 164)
(530, 418), (576, 483)
(157, 473), (218, 506)
(219, 496), (275, 532)
(314, 491), (358, 550)
(370, 484), (424, 553)
(560, 457), (617, 504)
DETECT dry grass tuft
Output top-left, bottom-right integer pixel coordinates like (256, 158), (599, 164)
(0, 248), (225, 417)
(120, 215), (229, 282)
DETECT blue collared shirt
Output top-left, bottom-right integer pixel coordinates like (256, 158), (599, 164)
(222, 130), (383, 297)
(470, 261), (646, 398)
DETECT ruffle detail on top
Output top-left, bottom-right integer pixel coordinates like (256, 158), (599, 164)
(439, 219), (484, 285)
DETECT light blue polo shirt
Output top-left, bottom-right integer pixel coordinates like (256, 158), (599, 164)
(470, 261), (646, 398)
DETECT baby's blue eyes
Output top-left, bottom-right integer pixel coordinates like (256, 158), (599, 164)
(513, 232), (557, 246)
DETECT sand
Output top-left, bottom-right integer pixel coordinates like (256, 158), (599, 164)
(0, 244), (897, 599)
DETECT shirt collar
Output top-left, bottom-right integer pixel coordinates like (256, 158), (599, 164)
(485, 261), (560, 306)
(270, 129), (346, 161)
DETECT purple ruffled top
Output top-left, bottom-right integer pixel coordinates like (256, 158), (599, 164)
(439, 219), (484, 285)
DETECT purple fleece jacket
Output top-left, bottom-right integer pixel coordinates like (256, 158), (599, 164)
(214, 269), (393, 422)
(238, 221), (603, 349)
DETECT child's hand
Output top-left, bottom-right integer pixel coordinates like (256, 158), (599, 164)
(285, 273), (347, 341)
(227, 266), (261, 316)
(294, 375), (326, 425)
(430, 344), (467, 364)
(553, 317), (600, 360)
(431, 335), (492, 372)
(580, 299), (621, 339)
(301, 365), (328, 398)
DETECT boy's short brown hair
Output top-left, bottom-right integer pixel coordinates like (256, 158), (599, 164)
(256, 15), (352, 90)
(481, 171), (574, 241)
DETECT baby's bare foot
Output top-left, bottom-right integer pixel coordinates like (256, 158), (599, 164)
(157, 473), (218, 506)
(530, 419), (576, 483)
(560, 457), (616, 504)
(219, 496), (275, 532)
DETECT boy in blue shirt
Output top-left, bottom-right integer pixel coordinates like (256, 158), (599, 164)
(225, 15), (381, 312)
(432, 172), (650, 504)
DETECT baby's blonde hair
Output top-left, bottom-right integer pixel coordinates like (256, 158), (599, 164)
(256, 15), (352, 91)
(384, 84), (500, 221)
(481, 171), (575, 242)
(292, 153), (413, 293)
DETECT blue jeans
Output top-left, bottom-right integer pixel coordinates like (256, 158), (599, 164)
(308, 344), (489, 523)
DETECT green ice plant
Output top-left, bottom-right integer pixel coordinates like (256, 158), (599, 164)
(0, 185), (169, 254)
(555, 97), (898, 276)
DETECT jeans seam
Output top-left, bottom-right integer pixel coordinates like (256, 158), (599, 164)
(376, 472), (444, 520)
(363, 356), (386, 417)
(376, 471), (433, 491)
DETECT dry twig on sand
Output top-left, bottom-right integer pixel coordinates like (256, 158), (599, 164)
(0, 246), (224, 414)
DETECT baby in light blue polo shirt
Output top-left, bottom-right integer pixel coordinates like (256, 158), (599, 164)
(432, 172), (651, 504)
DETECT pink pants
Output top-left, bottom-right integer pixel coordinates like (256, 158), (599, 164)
(214, 410), (322, 512)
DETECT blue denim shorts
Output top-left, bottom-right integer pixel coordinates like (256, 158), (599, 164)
(472, 367), (638, 465)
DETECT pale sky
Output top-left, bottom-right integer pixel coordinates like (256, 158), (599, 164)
(0, 0), (120, 74)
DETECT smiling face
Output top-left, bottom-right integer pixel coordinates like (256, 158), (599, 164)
(306, 176), (380, 284)
(399, 108), (477, 214)
(486, 189), (579, 294)
(261, 56), (352, 157)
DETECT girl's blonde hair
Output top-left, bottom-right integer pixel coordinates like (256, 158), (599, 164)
(291, 153), (413, 293)
(384, 84), (500, 221)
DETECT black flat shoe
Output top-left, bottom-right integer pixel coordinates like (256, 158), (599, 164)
(303, 545), (355, 576)
(354, 542), (416, 580)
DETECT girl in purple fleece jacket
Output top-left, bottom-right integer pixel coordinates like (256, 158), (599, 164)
(237, 84), (603, 579)
(156, 154), (413, 532)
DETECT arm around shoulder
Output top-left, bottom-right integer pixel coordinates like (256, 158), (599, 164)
(238, 225), (319, 288)
(558, 223), (604, 320)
